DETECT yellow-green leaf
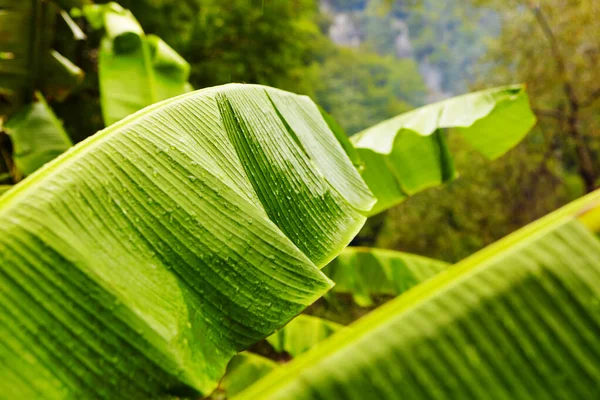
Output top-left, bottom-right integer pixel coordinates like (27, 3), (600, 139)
(352, 85), (536, 215)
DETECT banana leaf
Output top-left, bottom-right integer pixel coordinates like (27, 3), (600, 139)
(323, 247), (449, 306)
(82, 3), (193, 125)
(266, 315), (343, 358)
(0, 84), (374, 398)
(351, 85), (536, 215)
(224, 315), (342, 397)
(4, 92), (72, 175)
(236, 190), (600, 399)
(220, 353), (278, 398)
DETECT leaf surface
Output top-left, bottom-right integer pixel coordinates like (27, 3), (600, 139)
(0, 83), (373, 398)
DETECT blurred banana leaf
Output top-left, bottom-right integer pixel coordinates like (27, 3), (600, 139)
(4, 92), (72, 175)
(324, 247), (449, 306)
(220, 320), (372, 399)
(0, 84), (374, 398)
(221, 353), (279, 398)
(351, 85), (536, 215)
(236, 190), (600, 399)
(0, 0), (55, 116)
(223, 315), (342, 397)
(266, 315), (343, 358)
(82, 3), (193, 125)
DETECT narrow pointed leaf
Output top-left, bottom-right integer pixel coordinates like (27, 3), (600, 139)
(4, 92), (72, 175)
(82, 3), (192, 125)
(323, 247), (449, 306)
(59, 9), (87, 41)
(351, 85), (536, 215)
(0, 84), (374, 398)
(237, 190), (600, 400)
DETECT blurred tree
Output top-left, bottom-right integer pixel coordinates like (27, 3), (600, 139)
(98, 0), (331, 97)
(328, 0), (498, 99)
(401, 0), (499, 95)
(54, 0), (330, 140)
(471, 0), (600, 192)
(315, 47), (425, 134)
(184, 0), (328, 97)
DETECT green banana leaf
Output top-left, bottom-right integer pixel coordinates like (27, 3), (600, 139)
(4, 92), (72, 175)
(0, 84), (374, 399)
(323, 247), (449, 306)
(236, 190), (600, 399)
(220, 353), (278, 398)
(82, 3), (193, 126)
(266, 315), (343, 358)
(351, 85), (536, 215)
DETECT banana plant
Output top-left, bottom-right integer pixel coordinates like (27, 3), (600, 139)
(0, 81), (540, 399)
(0, 1), (191, 187)
(79, 2), (193, 126)
(351, 85), (536, 215)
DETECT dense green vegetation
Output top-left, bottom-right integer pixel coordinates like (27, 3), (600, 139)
(1, 1), (600, 399)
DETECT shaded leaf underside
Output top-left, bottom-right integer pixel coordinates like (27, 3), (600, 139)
(351, 85), (537, 215)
